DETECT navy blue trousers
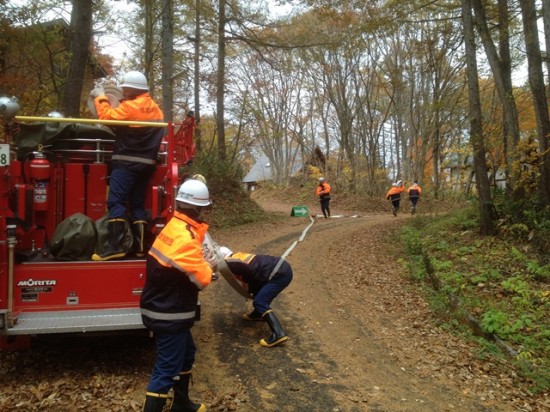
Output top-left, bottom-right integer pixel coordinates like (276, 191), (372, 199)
(320, 198), (331, 217)
(252, 260), (293, 314)
(147, 329), (196, 393)
(108, 165), (155, 221)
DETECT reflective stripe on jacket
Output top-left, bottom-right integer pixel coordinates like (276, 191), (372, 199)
(140, 211), (212, 332)
(94, 93), (164, 167)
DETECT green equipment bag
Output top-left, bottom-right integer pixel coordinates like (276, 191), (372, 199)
(50, 213), (98, 261)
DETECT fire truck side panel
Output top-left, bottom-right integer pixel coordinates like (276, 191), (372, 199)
(13, 261), (145, 310)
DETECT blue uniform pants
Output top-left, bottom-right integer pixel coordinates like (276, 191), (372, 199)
(147, 329), (196, 394)
(320, 198), (331, 218)
(253, 261), (293, 314)
(108, 166), (155, 221)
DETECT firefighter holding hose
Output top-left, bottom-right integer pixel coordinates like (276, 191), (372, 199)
(140, 179), (213, 412)
(218, 246), (293, 348)
(89, 71), (164, 261)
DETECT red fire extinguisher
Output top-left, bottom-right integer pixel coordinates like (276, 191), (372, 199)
(30, 148), (50, 212)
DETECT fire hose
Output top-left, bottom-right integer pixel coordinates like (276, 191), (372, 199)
(206, 216), (316, 298)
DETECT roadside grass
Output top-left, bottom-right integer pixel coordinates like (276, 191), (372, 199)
(401, 202), (550, 393)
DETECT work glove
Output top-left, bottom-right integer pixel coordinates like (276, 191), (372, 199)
(89, 86), (105, 98)
(203, 247), (219, 270)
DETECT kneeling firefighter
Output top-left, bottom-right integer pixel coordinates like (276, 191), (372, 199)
(140, 179), (213, 412)
(219, 247), (293, 347)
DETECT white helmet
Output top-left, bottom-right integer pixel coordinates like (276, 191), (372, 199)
(219, 246), (233, 258)
(319, 177), (325, 182)
(176, 179), (211, 207)
(119, 71), (149, 90)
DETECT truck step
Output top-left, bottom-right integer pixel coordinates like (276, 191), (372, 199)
(6, 308), (145, 335)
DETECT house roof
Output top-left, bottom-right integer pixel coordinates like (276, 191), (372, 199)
(243, 154), (302, 183)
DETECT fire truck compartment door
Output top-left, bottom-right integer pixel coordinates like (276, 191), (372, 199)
(64, 163), (107, 221)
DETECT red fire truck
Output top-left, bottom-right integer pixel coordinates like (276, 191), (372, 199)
(0, 110), (196, 350)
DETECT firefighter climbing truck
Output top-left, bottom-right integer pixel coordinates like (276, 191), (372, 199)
(0, 110), (196, 350)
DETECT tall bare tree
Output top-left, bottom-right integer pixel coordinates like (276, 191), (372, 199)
(461, 0), (495, 235)
(216, 0), (227, 160)
(472, 0), (521, 195)
(518, 0), (550, 205)
(62, 0), (93, 116)
(161, 0), (173, 121)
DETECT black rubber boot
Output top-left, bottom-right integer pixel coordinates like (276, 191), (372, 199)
(171, 372), (206, 412)
(242, 309), (263, 321)
(143, 392), (168, 412)
(260, 310), (288, 347)
(133, 220), (147, 257)
(92, 218), (127, 261)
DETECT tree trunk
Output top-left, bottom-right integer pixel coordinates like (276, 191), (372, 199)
(461, 0), (495, 235)
(62, 0), (93, 117)
(161, 0), (173, 121)
(194, 0), (202, 152)
(472, 0), (520, 194)
(519, 0), (550, 205)
(216, 0), (227, 160)
(144, 0), (153, 85)
(542, 0), (550, 86)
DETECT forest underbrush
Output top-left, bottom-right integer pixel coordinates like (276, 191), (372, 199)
(401, 200), (550, 394)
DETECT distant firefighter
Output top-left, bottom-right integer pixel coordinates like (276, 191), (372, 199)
(408, 181), (422, 214)
(316, 177), (332, 219)
(386, 180), (404, 216)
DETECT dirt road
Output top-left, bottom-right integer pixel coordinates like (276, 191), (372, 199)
(0, 207), (546, 411)
(203, 213), (536, 412)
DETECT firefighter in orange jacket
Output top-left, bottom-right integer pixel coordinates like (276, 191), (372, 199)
(140, 179), (213, 412)
(316, 177), (331, 219)
(408, 181), (422, 214)
(90, 71), (164, 261)
(219, 247), (292, 348)
(386, 180), (405, 216)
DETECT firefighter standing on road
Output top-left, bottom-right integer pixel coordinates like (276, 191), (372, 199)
(219, 247), (292, 348)
(316, 177), (331, 219)
(408, 181), (422, 214)
(386, 180), (405, 216)
(90, 71), (164, 261)
(140, 179), (213, 412)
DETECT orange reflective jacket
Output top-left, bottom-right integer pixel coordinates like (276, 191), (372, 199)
(386, 186), (404, 199)
(94, 93), (163, 122)
(316, 182), (331, 198)
(94, 93), (164, 167)
(148, 211), (212, 290)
